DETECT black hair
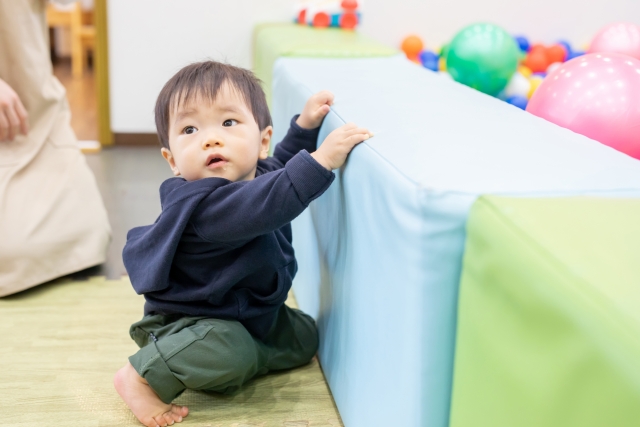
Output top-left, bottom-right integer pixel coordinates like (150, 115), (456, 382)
(154, 60), (272, 149)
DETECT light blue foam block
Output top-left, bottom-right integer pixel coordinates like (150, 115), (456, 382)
(271, 55), (640, 427)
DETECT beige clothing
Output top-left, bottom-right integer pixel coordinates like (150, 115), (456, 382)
(0, 0), (110, 296)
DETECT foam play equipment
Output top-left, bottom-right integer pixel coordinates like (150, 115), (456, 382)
(253, 23), (396, 106)
(271, 55), (640, 427)
(450, 196), (640, 427)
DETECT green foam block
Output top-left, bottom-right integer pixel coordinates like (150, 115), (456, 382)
(451, 196), (640, 427)
(253, 23), (398, 106)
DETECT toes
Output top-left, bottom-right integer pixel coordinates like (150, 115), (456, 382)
(171, 404), (189, 418)
(152, 415), (167, 427)
(162, 413), (175, 426)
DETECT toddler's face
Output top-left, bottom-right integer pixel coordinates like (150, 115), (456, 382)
(162, 83), (272, 182)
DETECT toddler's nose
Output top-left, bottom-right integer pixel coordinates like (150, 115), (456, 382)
(202, 138), (223, 149)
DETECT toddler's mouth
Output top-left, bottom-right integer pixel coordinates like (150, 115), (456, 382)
(206, 154), (228, 169)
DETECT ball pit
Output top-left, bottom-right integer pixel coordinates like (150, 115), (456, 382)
(401, 23), (639, 159)
(400, 32), (584, 105)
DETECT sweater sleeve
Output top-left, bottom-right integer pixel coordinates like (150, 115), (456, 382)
(258, 115), (321, 172)
(191, 150), (334, 244)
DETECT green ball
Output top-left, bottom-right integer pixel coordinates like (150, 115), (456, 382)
(446, 23), (520, 96)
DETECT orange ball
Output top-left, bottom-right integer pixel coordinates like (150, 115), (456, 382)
(401, 35), (424, 59)
(546, 44), (567, 63)
(524, 50), (549, 73)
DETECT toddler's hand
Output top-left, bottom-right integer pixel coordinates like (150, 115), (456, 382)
(296, 90), (334, 129)
(310, 123), (371, 171)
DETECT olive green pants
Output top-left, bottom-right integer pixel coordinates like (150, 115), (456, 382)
(128, 305), (319, 403)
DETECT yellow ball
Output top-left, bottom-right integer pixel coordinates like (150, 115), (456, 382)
(518, 65), (532, 78)
(439, 57), (447, 71)
(528, 76), (544, 99)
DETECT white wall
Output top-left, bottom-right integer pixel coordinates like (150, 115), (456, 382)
(108, 0), (640, 133)
(108, 0), (295, 133)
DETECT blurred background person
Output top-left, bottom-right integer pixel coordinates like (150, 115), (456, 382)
(0, 0), (110, 296)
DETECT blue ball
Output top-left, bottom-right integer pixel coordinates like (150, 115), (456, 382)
(557, 39), (573, 56)
(506, 95), (528, 110)
(568, 50), (585, 61)
(419, 50), (439, 71)
(514, 35), (530, 52)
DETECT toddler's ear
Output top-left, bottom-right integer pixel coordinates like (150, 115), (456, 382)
(161, 147), (181, 176)
(259, 126), (273, 160)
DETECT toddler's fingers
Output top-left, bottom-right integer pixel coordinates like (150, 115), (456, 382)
(316, 104), (330, 116)
(338, 122), (358, 131)
(315, 90), (334, 105)
(344, 127), (372, 137)
(345, 133), (370, 145)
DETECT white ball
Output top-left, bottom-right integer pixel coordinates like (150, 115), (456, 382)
(546, 62), (563, 74)
(504, 72), (531, 98)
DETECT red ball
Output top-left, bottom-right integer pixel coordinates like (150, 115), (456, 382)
(546, 44), (568, 63)
(340, 12), (358, 29)
(524, 50), (549, 72)
(297, 9), (306, 24)
(341, 0), (358, 11)
(529, 43), (547, 55)
(312, 12), (330, 28)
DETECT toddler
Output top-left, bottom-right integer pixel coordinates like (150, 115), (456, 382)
(113, 60), (370, 427)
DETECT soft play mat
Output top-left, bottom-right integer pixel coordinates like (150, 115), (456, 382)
(1, 277), (341, 427)
(450, 196), (640, 427)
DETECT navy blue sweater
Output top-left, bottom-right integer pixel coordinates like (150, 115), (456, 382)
(123, 116), (334, 340)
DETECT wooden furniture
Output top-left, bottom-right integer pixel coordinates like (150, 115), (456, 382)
(46, 2), (95, 78)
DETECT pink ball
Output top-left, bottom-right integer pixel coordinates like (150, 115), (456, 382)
(588, 22), (640, 60)
(527, 53), (640, 160)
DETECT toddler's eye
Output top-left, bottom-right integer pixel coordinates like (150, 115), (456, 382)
(223, 119), (238, 127)
(183, 126), (197, 134)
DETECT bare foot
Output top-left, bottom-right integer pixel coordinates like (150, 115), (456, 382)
(114, 362), (189, 427)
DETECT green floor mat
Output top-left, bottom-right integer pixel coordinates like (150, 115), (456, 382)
(253, 23), (398, 106)
(1, 276), (341, 427)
